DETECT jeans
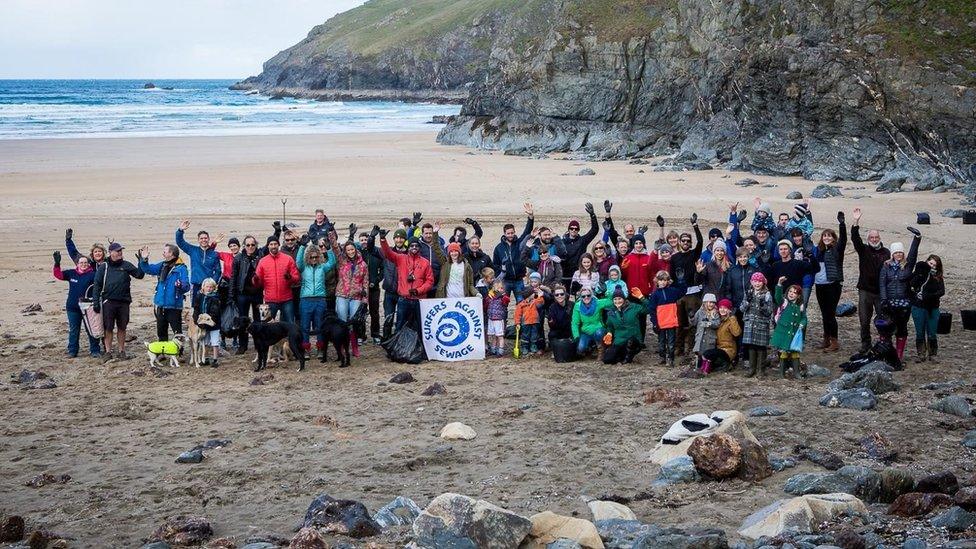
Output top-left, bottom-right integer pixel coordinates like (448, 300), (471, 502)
(815, 282), (842, 339)
(911, 306), (940, 341)
(235, 293), (262, 350)
(858, 289), (882, 348)
(503, 279), (525, 303)
(577, 328), (606, 354)
(155, 307), (183, 341)
(657, 328), (676, 360)
(520, 323), (539, 352)
(801, 285), (812, 310)
(300, 297), (327, 346)
(335, 297), (361, 323)
(396, 298), (421, 332)
(66, 309), (101, 356)
(267, 300), (295, 323)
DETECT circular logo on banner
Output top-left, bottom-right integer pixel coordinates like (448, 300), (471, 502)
(422, 299), (485, 360)
(435, 311), (470, 347)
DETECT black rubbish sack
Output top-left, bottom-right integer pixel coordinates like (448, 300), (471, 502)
(220, 302), (240, 337)
(962, 310), (976, 330)
(551, 338), (577, 363)
(938, 312), (952, 335)
(382, 327), (427, 364)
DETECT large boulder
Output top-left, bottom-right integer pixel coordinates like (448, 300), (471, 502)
(412, 492), (532, 549)
(888, 492), (954, 517)
(525, 511), (604, 548)
(737, 439), (773, 482)
(301, 494), (381, 538)
(587, 501), (636, 522)
(810, 184), (842, 198)
(784, 466), (882, 502)
(648, 411), (759, 465)
(653, 456), (700, 486)
(827, 370), (900, 395)
(631, 527), (728, 548)
(929, 506), (976, 532)
(955, 486), (976, 511)
(916, 471), (960, 495)
(373, 496), (422, 529)
(737, 493), (867, 540)
(688, 433), (742, 479)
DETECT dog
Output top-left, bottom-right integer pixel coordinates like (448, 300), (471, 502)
(145, 334), (187, 368)
(256, 303), (292, 362)
(319, 310), (351, 368)
(184, 311), (207, 368)
(248, 320), (305, 372)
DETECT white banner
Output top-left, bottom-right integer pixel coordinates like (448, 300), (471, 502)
(419, 297), (486, 361)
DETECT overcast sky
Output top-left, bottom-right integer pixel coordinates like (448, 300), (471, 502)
(0, 0), (367, 79)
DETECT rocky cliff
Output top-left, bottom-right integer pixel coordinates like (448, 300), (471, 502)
(437, 0), (976, 187)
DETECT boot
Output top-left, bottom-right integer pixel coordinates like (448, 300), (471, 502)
(825, 337), (839, 353)
(928, 337), (939, 363)
(596, 345), (604, 362)
(792, 358), (803, 379)
(779, 356), (788, 379)
(349, 331), (360, 358)
(700, 358), (712, 374)
(758, 349), (768, 377)
(316, 340), (325, 361)
(745, 349), (757, 378)
(895, 337), (907, 361)
(915, 339), (927, 363)
(819, 334), (830, 350)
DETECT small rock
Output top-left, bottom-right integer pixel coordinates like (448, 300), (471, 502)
(902, 538), (927, 549)
(786, 191), (803, 200)
(527, 511), (603, 548)
(836, 302), (857, 317)
(827, 369), (899, 395)
(749, 406), (786, 417)
(301, 494), (381, 538)
(860, 433), (897, 462)
(811, 184), (843, 198)
(207, 538), (236, 549)
(440, 422), (476, 440)
(24, 473), (71, 487)
(888, 492), (954, 517)
(929, 395), (975, 418)
(593, 519), (657, 549)
(412, 493), (532, 549)
(20, 303), (42, 313)
(175, 448), (204, 464)
(769, 455), (798, 472)
(654, 456), (700, 485)
(806, 364), (831, 378)
(738, 438), (773, 482)
(954, 486), (976, 511)
(819, 388), (877, 410)
(833, 529), (864, 549)
(27, 530), (64, 548)
(389, 371), (415, 384)
(796, 446), (845, 470)
(150, 516), (213, 546)
(250, 373), (274, 385)
(941, 208), (967, 218)
(14, 369), (48, 384)
(736, 178), (760, 187)
(288, 527), (328, 549)
(688, 433), (742, 479)
(879, 468), (917, 503)
(916, 471), (959, 495)
(929, 506), (976, 532)
(373, 496), (422, 529)
(578, 168), (596, 176)
(26, 378), (57, 390)
(0, 515), (25, 542)
(587, 500), (636, 522)
(421, 382), (447, 396)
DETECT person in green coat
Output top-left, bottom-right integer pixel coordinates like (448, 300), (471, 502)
(571, 287), (612, 357)
(603, 285), (650, 364)
(769, 279), (807, 379)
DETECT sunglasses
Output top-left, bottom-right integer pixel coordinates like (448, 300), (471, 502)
(569, 227), (580, 231)
(285, 239), (296, 242)
(554, 292), (566, 297)
(581, 294), (592, 298)
(680, 239), (692, 243)
(593, 245), (605, 250)
(244, 243), (256, 247)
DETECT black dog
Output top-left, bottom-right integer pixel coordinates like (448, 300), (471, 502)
(319, 311), (351, 368)
(248, 320), (305, 372)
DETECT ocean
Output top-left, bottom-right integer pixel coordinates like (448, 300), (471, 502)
(0, 79), (461, 140)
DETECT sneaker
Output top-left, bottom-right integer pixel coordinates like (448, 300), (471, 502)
(102, 352), (115, 364)
(118, 350), (130, 361)
(358, 338), (367, 345)
(90, 352), (102, 359)
(373, 337), (382, 345)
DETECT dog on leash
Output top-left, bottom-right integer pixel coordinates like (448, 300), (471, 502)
(319, 310), (351, 367)
(248, 320), (305, 372)
(145, 334), (187, 368)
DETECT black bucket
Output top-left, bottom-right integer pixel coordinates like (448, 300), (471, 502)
(916, 212), (930, 225)
(964, 211), (976, 225)
(937, 312), (952, 335)
(551, 338), (578, 363)
(961, 310), (976, 330)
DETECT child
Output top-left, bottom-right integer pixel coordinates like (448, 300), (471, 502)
(700, 299), (742, 373)
(514, 288), (545, 355)
(476, 266), (495, 298)
(193, 277), (223, 367)
(603, 286), (650, 364)
(484, 279), (510, 356)
(647, 270), (685, 367)
(522, 238), (562, 288)
(691, 293), (721, 371)
(740, 272), (773, 377)
(750, 198), (776, 234)
(571, 253), (600, 295)
(604, 265), (628, 299)
(786, 203), (814, 239)
(770, 279), (808, 379)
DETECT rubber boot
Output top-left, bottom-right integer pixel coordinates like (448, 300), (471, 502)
(779, 355), (788, 378)
(596, 345), (604, 363)
(350, 331), (360, 358)
(302, 341), (312, 361)
(700, 358), (711, 375)
(825, 337), (839, 353)
(895, 337), (907, 361)
(792, 357), (803, 379)
(914, 338), (927, 363)
(746, 349), (757, 378)
(928, 337), (939, 363)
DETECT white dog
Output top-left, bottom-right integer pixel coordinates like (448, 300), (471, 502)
(145, 334), (187, 368)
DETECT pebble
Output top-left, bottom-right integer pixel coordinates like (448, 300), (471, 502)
(421, 382), (447, 396)
(175, 448), (204, 464)
(748, 406), (786, 417)
(389, 372), (415, 384)
(786, 191), (803, 199)
(930, 506), (976, 532)
(653, 456), (700, 486)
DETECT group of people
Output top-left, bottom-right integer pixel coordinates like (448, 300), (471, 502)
(53, 199), (946, 376)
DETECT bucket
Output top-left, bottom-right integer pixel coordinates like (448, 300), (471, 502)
(937, 312), (952, 335)
(916, 212), (930, 225)
(961, 310), (976, 330)
(551, 338), (577, 363)
(964, 211), (976, 225)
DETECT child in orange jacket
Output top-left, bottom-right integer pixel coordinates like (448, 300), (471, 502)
(514, 288), (546, 355)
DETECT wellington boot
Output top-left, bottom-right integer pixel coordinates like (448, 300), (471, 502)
(927, 338), (939, 363)
(824, 337), (839, 353)
(915, 339), (927, 363)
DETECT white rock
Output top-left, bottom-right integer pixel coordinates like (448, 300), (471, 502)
(587, 500), (637, 522)
(526, 511), (604, 549)
(440, 422), (477, 440)
(737, 493), (867, 539)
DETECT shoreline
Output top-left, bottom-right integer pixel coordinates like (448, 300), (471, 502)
(0, 127), (446, 144)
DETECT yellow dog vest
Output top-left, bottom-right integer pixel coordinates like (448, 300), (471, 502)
(148, 340), (180, 355)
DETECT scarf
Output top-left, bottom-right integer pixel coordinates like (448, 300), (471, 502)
(579, 298), (597, 316)
(160, 258), (179, 282)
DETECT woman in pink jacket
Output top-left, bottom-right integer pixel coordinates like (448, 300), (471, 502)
(331, 230), (368, 356)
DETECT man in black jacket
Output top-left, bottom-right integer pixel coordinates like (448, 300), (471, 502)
(560, 203), (599, 288)
(670, 214), (703, 356)
(464, 236), (493, 285)
(230, 234), (264, 353)
(92, 242), (144, 362)
(492, 203), (535, 302)
(851, 207), (891, 352)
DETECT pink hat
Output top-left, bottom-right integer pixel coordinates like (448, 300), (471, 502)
(750, 272), (767, 284)
(718, 298), (734, 310)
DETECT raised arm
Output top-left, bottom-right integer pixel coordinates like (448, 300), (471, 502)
(65, 229), (82, 263)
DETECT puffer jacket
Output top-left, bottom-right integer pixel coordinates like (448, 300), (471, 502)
(369, 235), (404, 293)
(295, 245), (336, 298)
(813, 221), (847, 283)
(620, 252), (654, 296)
(380, 239), (434, 299)
(879, 235), (921, 303)
(547, 298), (574, 339)
(93, 258), (144, 303)
(571, 297), (612, 339)
(140, 257), (190, 309)
(332, 243), (368, 300)
(175, 228), (222, 285)
(727, 263), (757, 311)
(465, 249), (493, 283)
(231, 251), (262, 299)
(253, 252), (299, 303)
(692, 307), (721, 353)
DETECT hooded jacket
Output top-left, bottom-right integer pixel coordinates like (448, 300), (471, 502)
(492, 216), (535, 281)
(332, 242), (369, 300)
(93, 257), (144, 304)
(381, 239), (434, 300)
(879, 235), (921, 303)
(175, 228), (222, 285)
(605, 299), (650, 345)
(140, 257), (190, 309)
(295, 244), (337, 298)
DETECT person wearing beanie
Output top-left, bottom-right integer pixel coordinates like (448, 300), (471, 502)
(380, 226), (435, 333)
(696, 238), (731, 301)
(620, 231), (655, 338)
(811, 211), (848, 353)
(252, 233), (300, 324)
(434, 238), (477, 299)
(691, 292), (721, 371)
(769, 280), (807, 379)
(727, 247), (757, 364)
(560, 203), (599, 289)
(768, 238), (819, 297)
(750, 197), (776, 234)
(370, 226), (409, 338)
(648, 242), (673, 281)
(603, 286), (650, 364)
(699, 298), (741, 374)
(740, 270), (773, 377)
(786, 202), (814, 238)
(879, 225), (922, 361)
(647, 270), (687, 367)
(789, 226), (817, 309)
(604, 264), (628, 300)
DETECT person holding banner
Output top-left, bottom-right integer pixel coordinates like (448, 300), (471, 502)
(434, 240), (478, 298)
(379, 228), (435, 333)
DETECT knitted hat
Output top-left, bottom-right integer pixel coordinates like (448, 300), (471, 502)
(758, 203), (772, 215)
(708, 228), (722, 239)
(447, 242), (462, 254)
(658, 243), (674, 254)
(529, 271), (542, 281)
(407, 237), (420, 247)
(712, 239), (726, 253)
(751, 272), (767, 284)
(612, 286), (626, 299)
(794, 203), (809, 218)
(568, 219), (580, 230)
(266, 235), (279, 245)
(889, 242), (904, 254)
(630, 234), (646, 246)
(702, 293), (717, 303)
(393, 229), (407, 240)
(718, 298), (733, 310)
(777, 239), (792, 248)
(228, 237), (240, 247)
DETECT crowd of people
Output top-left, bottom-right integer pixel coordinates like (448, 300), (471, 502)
(53, 199), (946, 376)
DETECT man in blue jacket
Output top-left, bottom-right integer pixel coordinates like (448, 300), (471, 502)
(138, 244), (190, 341)
(176, 219), (222, 302)
(492, 202), (535, 303)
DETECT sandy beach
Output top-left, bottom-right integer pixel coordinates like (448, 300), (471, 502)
(1, 132), (974, 546)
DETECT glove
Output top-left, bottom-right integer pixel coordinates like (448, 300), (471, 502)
(65, 228), (73, 241)
(370, 225), (380, 238)
(907, 226), (920, 237)
(379, 229), (389, 238)
(348, 223), (357, 240)
(272, 221), (281, 232)
(604, 200), (612, 213)
(690, 213), (698, 226)
(284, 272), (292, 281)
(602, 219), (611, 232)
(630, 287), (644, 299)
(488, 289), (496, 299)
(464, 217), (476, 226)
(837, 211), (845, 224)
(53, 251), (61, 266)
(602, 333), (613, 346)
(92, 303), (100, 314)
(638, 225), (648, 235)
(299, 233), (310, 246)
(737, 209), (748, 223)
(412, 212), (423, 226)
(656, 215), (665, 227)
(584, 202), (595, 216)
(409, 288), (419, 297)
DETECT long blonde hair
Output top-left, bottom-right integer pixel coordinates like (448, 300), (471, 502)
(304, 243), (323, 266)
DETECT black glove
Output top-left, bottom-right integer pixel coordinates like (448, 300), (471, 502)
(272, 221), (281, 232)
(370, 225), (380, 238)
(760, 249), (771, 263)
(299, 233), (310, 246)
(412, 212), (422, 226)
(638, 225), (648, 235)
(602, 219), (611, 232)
(53, 251), (61, 266)
(284, 272), (292, 281)
(464, 217), (476, 226)
(584, 202), (595, 216)
(65, 228), (73, 241)
(690, 213), (698, 226)
(379, 228), (389, 238)
(737, 209), (748, 223)
(907, 226), (920, 237)
(409, 288), (418, 297)
(837, 211), (845, 224)
(604, 200), (612, 213)
(92, 302), (100, 314)
(656, 215), (665, 228)
(346, 223), (356, 240)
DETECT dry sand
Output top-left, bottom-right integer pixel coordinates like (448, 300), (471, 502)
(0, 132), (974, 546)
